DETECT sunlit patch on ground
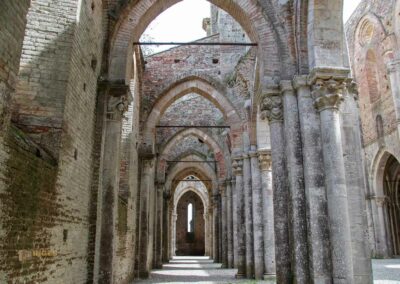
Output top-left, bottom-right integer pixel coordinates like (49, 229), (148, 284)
(135, 257), (400, 283)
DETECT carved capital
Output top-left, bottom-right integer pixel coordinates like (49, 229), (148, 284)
(249, 150), (258, 159)
(258, 149), (272, 171)
(232, 158), (243, 176)
(311, 78), (346, 112)
(260, 95), (284, 123)
(106, 83), (131, 121)
(371, 195), (387, 207)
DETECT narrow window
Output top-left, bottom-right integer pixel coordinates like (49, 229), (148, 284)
(187, 203), (194, 233)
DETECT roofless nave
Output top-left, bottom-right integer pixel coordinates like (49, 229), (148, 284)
(0, 0), (400, 283)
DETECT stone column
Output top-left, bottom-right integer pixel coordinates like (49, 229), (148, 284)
(387, 60), (400, 138)
(310, 71), (354, 283)
(208, 208), (213, 258)
(233, 157), (246, 278)
(258, 150), (276, 280)
(226, 179), (234, 268)
(213, 189), (220, 262)
(249, 146), (264, 279)
(171, 212), (177, 257)
(155, 183), (164, 268)
(260, 90), (291, 283)
(373, 196), (390, 257)
(220, 180), (228, 267)
(138, 157), (156, 278)
(243, 149), (254, 278)
(162, 192), (171, 263)
(281, 80), (310, 283)
(98, 85), (130, 284)
(231, 177), (238, 267)
(294, 75), (332, 283)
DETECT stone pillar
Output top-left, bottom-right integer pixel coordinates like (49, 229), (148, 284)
(226, 179), (234, 268)
(258, 150), (276, 280)
(294, 75), (332, 283)
(162, 192), (171, 263)
(208, 208), (213, 258)
(220, 180), (228, 267)
(233, 157), (246, 278)
(243, 149), (254, 278)
(171, 212), (177, 257)
(98, 85), (130, 284)
(260, 91), (291, 283)
(249, 146), (264, 279)
(231, 177), (238, 267)
(155, 183), (164, 268)
(281, 80), (310, 283)
(310, 71), (354, 283)
(138, 157), (156, 278)
(213, 189), (220, 262)
(387, 60), (400, 137)
(373, 196), (390, 257)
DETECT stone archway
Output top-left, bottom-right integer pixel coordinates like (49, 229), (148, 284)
(173, 188), (208, 256)
(382, 155), (400, 256)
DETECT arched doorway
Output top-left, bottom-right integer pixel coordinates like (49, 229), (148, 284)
(175, 191), (205, 256)
(383, 155), (400, 256)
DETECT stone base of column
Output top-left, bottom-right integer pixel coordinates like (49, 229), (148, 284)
(263, 273), (277, 282)
(235, 273), (246, 279)
(139, 271), (150, 279)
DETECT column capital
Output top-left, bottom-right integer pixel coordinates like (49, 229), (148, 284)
(258, 149), (272, 171)
(311, 78), (346, 112)
(280, 80), (294, 93)
(293, 75), (309, 90)
(260, 94), (284, 123)
(370, 195), (387, 207)
(106, 82), (132, 121)
(232, 158), (243, 176)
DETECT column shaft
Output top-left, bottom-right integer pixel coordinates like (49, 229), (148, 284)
(233, 158), (246, 277)
(312, 76), (354, 283)
(220, 182), (228, 266)
(260, 93), (291, 283)
(281, 80), (310, 283)
(250, 147), (264, 279)
(295, 76), (332, 283)
(226, 181), (234, 268)
(243, 152), (254, 278)
(259, 150), (276, 279)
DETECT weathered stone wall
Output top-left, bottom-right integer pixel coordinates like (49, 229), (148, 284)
(176, 191), (205, 256)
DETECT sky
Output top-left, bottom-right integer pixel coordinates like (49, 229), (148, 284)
(142, 0), (362, 54)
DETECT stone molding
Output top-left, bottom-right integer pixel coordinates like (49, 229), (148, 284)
(293, 75), (308, 90)
(369, 195), (388, 207)
(249, 150), (258, 159)
(280, 80), (294, 93)
(258, 149), (272, 171)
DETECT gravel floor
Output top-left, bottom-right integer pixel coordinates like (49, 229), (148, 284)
(134, 257), (400, 284)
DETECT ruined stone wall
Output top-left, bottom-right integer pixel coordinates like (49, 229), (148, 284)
(0, 0), (108, 282)
(176, 191), (205, 256)
(346, 0), (398, 147)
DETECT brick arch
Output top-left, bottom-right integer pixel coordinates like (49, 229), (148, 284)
(160, 128), (227, 178)
(142, 77), (242, 150)
(108, 0), (285, 82)
(165, 155), (218, 194)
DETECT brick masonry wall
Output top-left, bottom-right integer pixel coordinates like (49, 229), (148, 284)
(0, 0), (30, 133)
